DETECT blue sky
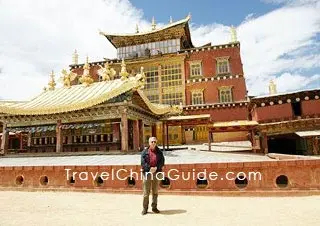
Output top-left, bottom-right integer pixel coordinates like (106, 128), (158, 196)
(130, 0), (279, 26)
(0, 0), (319, 100)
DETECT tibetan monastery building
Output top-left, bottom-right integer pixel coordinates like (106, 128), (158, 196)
(0, 15), (319, 155)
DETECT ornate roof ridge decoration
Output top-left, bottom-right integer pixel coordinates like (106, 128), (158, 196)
(47, 70), (56, 91)
(79, 56), (94, 86)
(120, 58), (129, 80)
(99, 15), (193, 49)
(60, 69), (77, 88)
(251, 88), (320, 100)
(0, 71), (180, 116)
(97, 62), (116, 81)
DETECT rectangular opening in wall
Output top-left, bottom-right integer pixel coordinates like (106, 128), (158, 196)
(291, 102), (302, 116)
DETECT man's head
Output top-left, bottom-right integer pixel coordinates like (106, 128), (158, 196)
(148, 137), (157, 149)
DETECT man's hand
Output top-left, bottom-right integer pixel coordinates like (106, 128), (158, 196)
(150, 167), (157, 173)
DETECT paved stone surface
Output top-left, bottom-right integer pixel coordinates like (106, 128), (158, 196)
(0, 191), (319, 226)
(0, 149), (275, 166)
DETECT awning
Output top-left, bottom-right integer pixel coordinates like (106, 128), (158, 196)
(212, 120), (258, 128)
(295, 130), (320, 137)
(165, 114), (211, 121)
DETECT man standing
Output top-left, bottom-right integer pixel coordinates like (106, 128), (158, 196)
(141, 136), (165, 215)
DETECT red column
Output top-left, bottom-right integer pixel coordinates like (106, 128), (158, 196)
(19, 133), (23, 150)
(133, 120), (139, 151)
(261, 132), (268, 154)
(121, 109), (128, 152)
(56, 120), (63, 153)
(138, 120), (145, 150)
(0, 123), (8, 155)
(112, 123), (120, 142)
(151, 124), (157, 137)
(162, 122), (167, 151)
(208, 131), (212, 152)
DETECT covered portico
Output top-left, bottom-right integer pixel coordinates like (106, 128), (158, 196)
(0, 73), (181, 155)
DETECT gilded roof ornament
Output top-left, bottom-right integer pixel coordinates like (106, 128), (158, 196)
(98, 62), (116, 81)
(151, 16), (156, 30)
(48, 70), (56, 91)
(169, 16), (173, 24)
(136, 24), (139, 33)
(60, 69), (77, 88)
(137, 66), (146, 89)
(230, 25), (237, 42)
(269, 80), (277, 95)
(72, 49), (79, 65)
(79, 56), (94, 86)
(120, 58), (129, 80)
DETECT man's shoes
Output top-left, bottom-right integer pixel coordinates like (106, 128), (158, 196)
(141, 209), (148, 215)
(152, 208), (160, 213)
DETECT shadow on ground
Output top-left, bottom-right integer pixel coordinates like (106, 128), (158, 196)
(155, 209), (187, 215)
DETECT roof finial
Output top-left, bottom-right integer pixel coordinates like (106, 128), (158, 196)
(269, 80), (277, 95)
(48, 70), (56, 91)
(169, 16), (173, 24)
(72, 49), (78, 65)
(120, 58), (129, 80)
(136, 24), (139, 33)
(187, 12), (192, 20)
(151, 16), (156, 30)
(230, 25), (237, 42)
(79, 55), (94, 86)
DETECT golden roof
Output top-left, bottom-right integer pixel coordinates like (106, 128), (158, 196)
(0, 73), (180, 116)
(100, 15), (193, 48)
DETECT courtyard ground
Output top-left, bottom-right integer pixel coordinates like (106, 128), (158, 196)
(0, 191), (319, 226)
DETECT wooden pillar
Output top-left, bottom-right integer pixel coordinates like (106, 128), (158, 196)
(56, 120), (63, 153)
(113, 123), (120, 142)
(27, 132), (32, 147)
(19, 133), (23, 150)
(138, 120), (145, 151)
(121, 109), (128, 152)
(151, 124), (157, 137)
(208, 131), (212, 152)
(162, 122), (167, 151)
(312, 137), (319, 155)
(261, 132), (268, 154)
(250, 130), (256, 153)
(133, 120), (139, 151)
(0, 123), (9, 155)
(166, 123), (169, 151)
(181, 125), (186, 145)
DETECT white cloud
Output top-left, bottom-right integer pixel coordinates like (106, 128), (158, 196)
(0, 0), (148, 100)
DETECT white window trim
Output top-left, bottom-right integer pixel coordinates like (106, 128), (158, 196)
(189, 60), (203, 78)
(218, 86), (233, 103)
(191, 89), (204, 105)
(215, 56), (230, 75)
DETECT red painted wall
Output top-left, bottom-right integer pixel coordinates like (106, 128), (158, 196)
(185, 46), (244, 79)
(302, 100), (320, 116)
(1, 159), (319, 192)
(253, 104), (293, 122)
(185, 106), (248, 122)
(185, 78), (247, 104)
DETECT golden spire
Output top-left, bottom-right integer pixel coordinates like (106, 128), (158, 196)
(120, 58), (129, 80)
(79, 55), (94, 86)
(187, 12), (192, 20)
(230, 25), (237, 42)
(72, 49), (78, 65)
(169, 16), (173, 24)
(151, 16), (156, 30)
(136, 24), (139, 33)
(269, 80), (277, 95)
(48, 70), (56, 91)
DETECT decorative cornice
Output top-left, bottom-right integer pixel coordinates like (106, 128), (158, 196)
(183, 101), (248, 110)
(178, 42), (240, 55)
(186, 74), (242, 84)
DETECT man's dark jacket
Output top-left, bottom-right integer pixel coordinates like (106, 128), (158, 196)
(141, 146), (165, 174)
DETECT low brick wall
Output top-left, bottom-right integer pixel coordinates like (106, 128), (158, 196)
(0, 159), (319, 194)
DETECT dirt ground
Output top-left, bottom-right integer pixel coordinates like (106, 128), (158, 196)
(0, 191), (319, 226)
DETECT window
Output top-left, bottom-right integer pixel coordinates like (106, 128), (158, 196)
(191, 90), (204, 105)
(216, 57), (230, 74)
(219, 87), (233, 103)
(291, 102), (302, 116)
(161, 63), (183, 105)
(143, 65), (160, 103)
(189, 61), (202, 78)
